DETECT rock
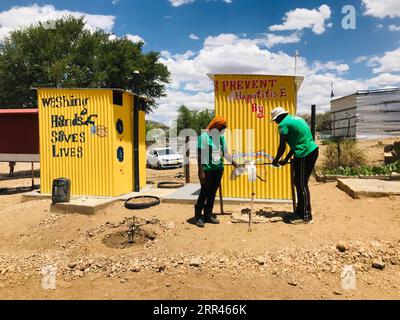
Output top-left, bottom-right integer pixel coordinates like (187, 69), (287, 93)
(165, 221), (176, 230)
(337, 242), (350, 253)
(333, 291), (342, 296)
(77, 262), (91, 271)
(166, 283), (172, 287)
(1, 268), (9, 275)
(288, 280), (298, 287)
(157, 265), (166, 273)
(254, 256), (265, 265)
(372, 260), (385, 270)
(189, 257), (203, 267)
(74, 270), (84, 277)
(67, 262), (76, 269)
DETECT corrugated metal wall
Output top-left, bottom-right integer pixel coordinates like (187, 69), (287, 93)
(214, 74), (299, 201)
(38, 88), (144, 197)
(356, 91), (400, 139)
(330, 90), (400, 139)
(138, 109), (147, 188)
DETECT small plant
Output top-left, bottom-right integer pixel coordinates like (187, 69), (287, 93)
(323, 161), (400, 176)
(323, 140), (367, 171)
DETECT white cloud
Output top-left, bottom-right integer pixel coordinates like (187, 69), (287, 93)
(168, 0), (195, 7)
(312, 61), (349, 74)
(362, 0), (400, 18)
(112, 0), (119, 5)
(269, 5), (331, 35)
(126, 34), (145, 44)
(264, 32), (301, 48)
(169, 0), (232, 6)
(0, 4), (115, 41)
(189, 33), (200, 40)
(354, 56), (369, 64)
(389, 25), (400, 31)
(154, 33), (400, 124)
(370, 48), (400, 73)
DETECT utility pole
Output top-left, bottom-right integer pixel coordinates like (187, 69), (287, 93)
(295, 50), (299, 75)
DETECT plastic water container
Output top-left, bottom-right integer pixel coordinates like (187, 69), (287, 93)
(52, 178), (71, 204)
(247, 162), (257, 182)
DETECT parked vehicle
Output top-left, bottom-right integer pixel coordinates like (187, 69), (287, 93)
(147, 148), (184, 169)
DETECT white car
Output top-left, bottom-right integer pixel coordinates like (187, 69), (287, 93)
(147, 148), (184, 169)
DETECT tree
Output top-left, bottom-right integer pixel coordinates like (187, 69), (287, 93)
(176, 105), (214, 135)
(0, 16), (170, 112)
(176, 105), (194, 134)
(298, 111), (331, 132)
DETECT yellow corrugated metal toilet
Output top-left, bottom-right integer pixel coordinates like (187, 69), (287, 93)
(211, 74), (303, 201)
(36, 88), (146, 197)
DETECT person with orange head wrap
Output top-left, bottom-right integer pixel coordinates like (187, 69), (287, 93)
(207, 116), (227, 131)
(194, 116), (240, 228)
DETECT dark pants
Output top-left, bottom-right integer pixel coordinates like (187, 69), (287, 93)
(293, 148), (319, 221)
(195, 169), (224, 218)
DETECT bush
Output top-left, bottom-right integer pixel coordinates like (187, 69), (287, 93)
(323, 140), (367, 170)
(323, 162), (400, 176)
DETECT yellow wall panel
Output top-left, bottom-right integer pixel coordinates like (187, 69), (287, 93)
(213, 74), (301, 201)
(37, 88), (145, 197)
(138, 110), (147, 189)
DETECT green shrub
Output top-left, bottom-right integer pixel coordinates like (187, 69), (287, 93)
(323, 140), (367, 170)
(323, 162), (400, 176)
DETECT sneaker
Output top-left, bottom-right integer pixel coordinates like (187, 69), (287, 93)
(290, 218), (313, 225)
(196, 218), (205, 228)
(205, 215), (220, 224)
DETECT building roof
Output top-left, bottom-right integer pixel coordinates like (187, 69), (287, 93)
(0, 109), (38, 115)
(31, 87), (154, 104)
(331, 87), (400, 102)
(32, 87), (135, 95)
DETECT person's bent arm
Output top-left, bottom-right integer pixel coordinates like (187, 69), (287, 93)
(224, 153), (240, 168)
(280, 149), (294, 166)
(273, 134), (288, 166)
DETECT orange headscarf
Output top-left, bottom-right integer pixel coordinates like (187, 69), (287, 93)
(207, 116), (227, 131)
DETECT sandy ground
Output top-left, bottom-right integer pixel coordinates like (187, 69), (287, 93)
(1, 138), (400, 300)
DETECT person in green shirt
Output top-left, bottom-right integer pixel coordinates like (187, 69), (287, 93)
(195, 116), (239, 228)
(271, 107), (319, 225)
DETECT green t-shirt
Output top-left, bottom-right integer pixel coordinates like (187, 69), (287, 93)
(197, 132), (227, 172)
(279, 115), (318, 158)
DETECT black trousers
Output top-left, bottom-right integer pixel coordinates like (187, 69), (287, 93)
(293, 148), (319, 221)
(195, 169), (224, 217)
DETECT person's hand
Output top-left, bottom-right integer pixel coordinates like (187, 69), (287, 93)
(272, 159), (280, 167)
(232, 161), (241, 169)
(279, 159), (288, 166)
(198, 170), (206, 185)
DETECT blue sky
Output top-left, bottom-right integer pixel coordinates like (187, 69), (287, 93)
(0, 0), (399, 123)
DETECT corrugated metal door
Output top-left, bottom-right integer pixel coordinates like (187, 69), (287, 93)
(112, 92), (133, 196)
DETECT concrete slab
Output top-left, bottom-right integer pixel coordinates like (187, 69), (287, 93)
(163, 184), (292, 205)
(51, 196), (118, 215)
(21, 184), (180, 214)
(337, 179), (400, 199)
(20, 182), (292, 214)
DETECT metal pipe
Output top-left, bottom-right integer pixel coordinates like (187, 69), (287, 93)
(184, 136), (190, 183)
(311, 104), (316, 141)
(133, 97), (140, 192)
